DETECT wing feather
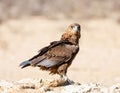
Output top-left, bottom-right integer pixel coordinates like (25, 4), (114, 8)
(21, 41), (78, 68)
(35, 42), (78, 67)
(36, 59), (59, 67)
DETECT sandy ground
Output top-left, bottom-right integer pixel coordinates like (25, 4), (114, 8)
(0, 17), (120, 87)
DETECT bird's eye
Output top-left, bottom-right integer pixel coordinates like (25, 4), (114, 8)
(71, 26), (73, 29)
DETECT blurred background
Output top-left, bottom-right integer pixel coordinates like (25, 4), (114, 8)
(0, 0), (120, 87)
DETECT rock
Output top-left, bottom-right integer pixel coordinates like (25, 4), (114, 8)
(109, 83), (120, 93)
(0, 78), (120, 93)
(62, 83), (103, 93)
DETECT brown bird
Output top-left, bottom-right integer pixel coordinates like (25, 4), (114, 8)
(19, 23), (81, 84)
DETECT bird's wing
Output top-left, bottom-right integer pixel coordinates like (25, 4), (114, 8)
(29, 41), (79, 67)
(28, 41), (72, 61)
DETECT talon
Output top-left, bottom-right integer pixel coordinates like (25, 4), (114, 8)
(66, 79), (74, 84)
(61, 75), (75, 85)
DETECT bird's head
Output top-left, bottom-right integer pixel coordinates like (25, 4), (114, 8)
(68, 23), (81, 32)
(61, 23), (81, 44)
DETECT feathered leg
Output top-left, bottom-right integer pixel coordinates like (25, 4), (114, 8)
(57, 63), (74, 85)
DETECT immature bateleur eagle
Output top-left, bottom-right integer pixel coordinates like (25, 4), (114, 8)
(19, 23), (81, 84)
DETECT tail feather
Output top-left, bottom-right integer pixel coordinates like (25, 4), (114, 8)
(19, 60), (30, 69)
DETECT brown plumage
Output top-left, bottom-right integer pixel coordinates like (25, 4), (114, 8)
(19, 23), (81, 84)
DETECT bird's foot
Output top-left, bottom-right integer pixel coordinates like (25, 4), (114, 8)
(48, 75), (80, 87)
(66, 78), (74, 84)
(60, 75), (75, 85)
(61, 75), (81, 85)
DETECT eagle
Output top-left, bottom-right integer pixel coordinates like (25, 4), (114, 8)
(19, 23), (81, 84)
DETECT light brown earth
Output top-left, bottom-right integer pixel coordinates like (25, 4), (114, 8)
(0, 17), (120, 88)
